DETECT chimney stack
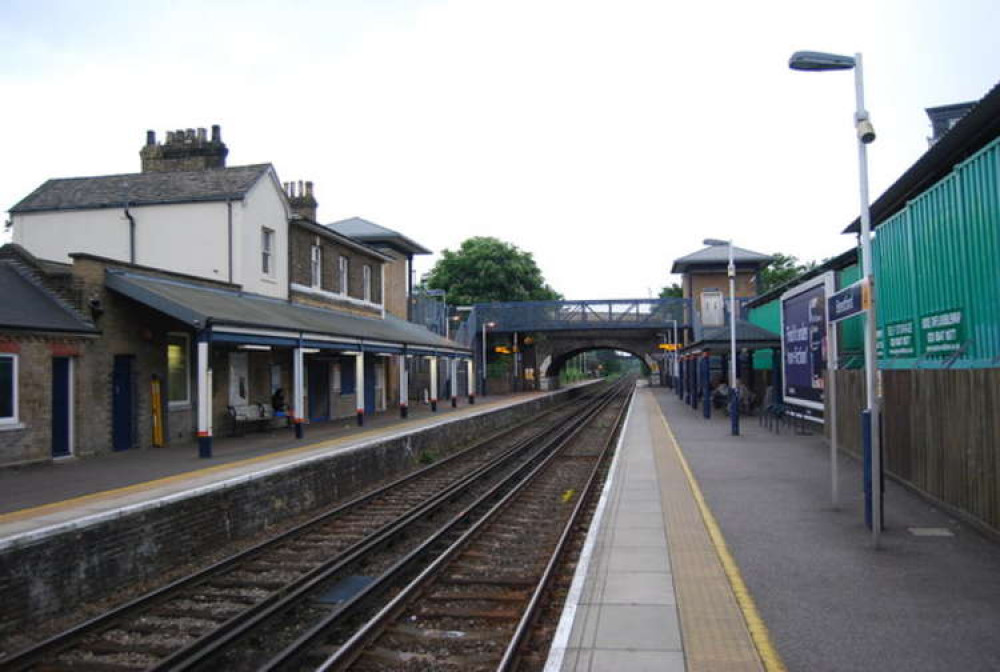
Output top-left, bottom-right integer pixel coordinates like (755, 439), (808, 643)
(286, 179), (318, 221)
(140, 124), (228, 173)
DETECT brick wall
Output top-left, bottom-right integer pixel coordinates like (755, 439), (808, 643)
(288, 225), (383, 307)
(0, 385), (587, 636)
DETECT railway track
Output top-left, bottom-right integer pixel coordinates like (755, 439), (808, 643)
(1, 380), (629, 672)
(271, 379), (633, 671)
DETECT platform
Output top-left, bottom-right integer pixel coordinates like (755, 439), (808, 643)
(0, 389), (550, 546)
(547, 384), (1000, 672)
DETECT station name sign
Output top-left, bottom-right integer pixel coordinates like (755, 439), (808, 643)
(827, 280), (866, 324)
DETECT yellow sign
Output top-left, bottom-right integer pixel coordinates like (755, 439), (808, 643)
(659, 343), (680, 351)
(494, 346), (511, 354)
(861, 277), (873, 310)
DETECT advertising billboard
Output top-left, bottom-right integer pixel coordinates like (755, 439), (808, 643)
(780, 272), (835, 419)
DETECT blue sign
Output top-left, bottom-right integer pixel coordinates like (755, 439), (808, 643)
(782, 282), (827, 408)
(827, 281), (865, 323)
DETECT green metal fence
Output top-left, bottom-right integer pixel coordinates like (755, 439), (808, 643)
(873, 136), (1000, 369)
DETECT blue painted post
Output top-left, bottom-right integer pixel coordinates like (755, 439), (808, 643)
(702, 354), (711, 419)
(678, 357), (685, 399)
(863, 409), (873, 529)
(689, 357), (697, 409)
(730, 350), (740, 436)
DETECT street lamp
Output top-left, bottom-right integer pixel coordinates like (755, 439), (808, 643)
(704, 238), (739, 436)
(790, 50), (881, 545)
(481, 320), (496, 396)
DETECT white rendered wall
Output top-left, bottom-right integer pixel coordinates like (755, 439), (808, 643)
(13, 209), (132, 264)
(232, 175), (288, 299)
(13, 203), (229, 281)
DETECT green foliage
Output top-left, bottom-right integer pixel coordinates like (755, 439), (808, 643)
(658, 283), (683, 298)
(418, 449), (437, 465)
(759, 253), (817, 293)
(425, 237), (562, 305)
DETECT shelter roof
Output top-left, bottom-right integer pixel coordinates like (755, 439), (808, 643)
(105, 270), (467, 354)
(844, 79), (1000, 234)
(325, 217), (432, 256)
(682, 320), (780, 353)
(670, 245), (773, 274)
(0, 261), (96, 334)
(10, 164), (272, 214)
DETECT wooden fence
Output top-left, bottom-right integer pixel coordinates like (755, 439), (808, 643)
(829, 369), (1000, 533)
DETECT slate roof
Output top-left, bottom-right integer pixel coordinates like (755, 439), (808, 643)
(326, 217), (432, 255)
(0, 261), (96, 334)
(106, 270), (468, 354)
(10, 164), (272, 214)
(670, 245), (773, 274)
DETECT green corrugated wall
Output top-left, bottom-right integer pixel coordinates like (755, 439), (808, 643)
(748, 299), (780, 369)
(873, 136), (1000, 369)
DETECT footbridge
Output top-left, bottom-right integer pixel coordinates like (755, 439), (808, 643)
(457, 298), (693, 391)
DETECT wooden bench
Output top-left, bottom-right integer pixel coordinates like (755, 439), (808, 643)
(228, 403), (278, 436)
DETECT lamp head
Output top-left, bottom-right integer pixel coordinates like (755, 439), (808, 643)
(703, 238), (729, 246)
(789, 51), (855, 71)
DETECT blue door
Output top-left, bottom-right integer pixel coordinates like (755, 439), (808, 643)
(364, 355), (376, 414)
(307, 361), (330, 422)
(51, 357), (71, 457)
(112, 355), (135, 451)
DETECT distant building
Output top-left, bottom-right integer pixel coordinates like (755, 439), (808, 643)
(670, 245), (772, 327)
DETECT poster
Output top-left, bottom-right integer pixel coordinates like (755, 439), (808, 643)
(781, 273), (834, 415)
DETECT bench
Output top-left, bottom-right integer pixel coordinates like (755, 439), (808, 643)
(228, 403), (279, 436)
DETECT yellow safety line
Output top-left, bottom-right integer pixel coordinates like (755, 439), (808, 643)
(0, 397), (514, 526)
(657, 409), (787, 672)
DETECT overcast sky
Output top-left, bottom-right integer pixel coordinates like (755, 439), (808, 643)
(1, 0), (997, 299)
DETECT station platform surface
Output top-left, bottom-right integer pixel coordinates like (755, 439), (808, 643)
(547, 385), (1000, 672)
(0, 390), (549, 545)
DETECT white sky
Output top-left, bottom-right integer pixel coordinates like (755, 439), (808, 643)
(1, 0), (997, 299)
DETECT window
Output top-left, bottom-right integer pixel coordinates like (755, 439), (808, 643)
(363, 265), (372, 303)
(166, 333), (190, 407)
(311, 245), (323, 288)
(262, 228), (275, 276)
(339, 256), (349, 295)
(0, 354), (17, 425)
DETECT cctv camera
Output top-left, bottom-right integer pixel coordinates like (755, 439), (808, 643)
(857, 119), (876, 144)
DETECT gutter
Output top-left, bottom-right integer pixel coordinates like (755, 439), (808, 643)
(124, 204), (136, 264)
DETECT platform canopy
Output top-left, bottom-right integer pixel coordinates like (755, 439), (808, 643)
(681, 320), (780, 355)
(106, 269), (469, 357)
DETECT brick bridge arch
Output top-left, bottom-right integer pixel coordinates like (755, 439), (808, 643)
(534, 328), (663, 388)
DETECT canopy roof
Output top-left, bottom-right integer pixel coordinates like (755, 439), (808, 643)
(106, 270), (468, 356)
(681, 320), (780, 354)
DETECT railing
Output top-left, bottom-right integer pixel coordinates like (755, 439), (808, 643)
(468, 298), (691, 334)
(409, 289), (448, 336)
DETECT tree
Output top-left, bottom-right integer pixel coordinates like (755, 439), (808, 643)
(425, 237), (562, 305)
(658, 283), (683, 298)
(758, 253), (817, 293)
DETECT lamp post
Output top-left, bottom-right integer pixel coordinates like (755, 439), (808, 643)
(704, 238), (739, 435)
(790, 50), (880, 545)
(481, 320), (496, 396)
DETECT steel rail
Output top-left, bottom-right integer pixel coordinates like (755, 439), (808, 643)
(307, 379), (633, 672)
(191, 379), (631, 672)
(0, 389), (600, 672)
(497, 383), (633, 671)
(156, 383), (620, 671)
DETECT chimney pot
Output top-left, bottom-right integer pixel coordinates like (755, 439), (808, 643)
(146, 130), (156, 146)
(174, 129), (184, 143)
(185, 128), (195, 142)
(211, 124), (221, 143)
(305, 181), (314, 198)
(197, 127), (207, 142)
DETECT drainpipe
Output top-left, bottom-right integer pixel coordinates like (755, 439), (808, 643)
(226, 200), (234, 284)
(124, 204), (136, 264)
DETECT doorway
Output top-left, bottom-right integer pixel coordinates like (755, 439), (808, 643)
(51, 357), (72, 458)
(112, 355), (135, 451)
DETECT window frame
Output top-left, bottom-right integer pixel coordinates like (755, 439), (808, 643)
(166, 332), (191, 409)
(339, 256), (349, 296)
(311, 244), (323, 288)
(0, 353), (18, 426)
(363, 264), (372, 303)
(262, 227), (275, 277)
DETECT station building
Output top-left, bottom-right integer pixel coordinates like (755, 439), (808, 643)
(2, 126), (469, 466)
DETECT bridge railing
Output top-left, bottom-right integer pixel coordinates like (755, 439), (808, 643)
(467, 298), (691, 335)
